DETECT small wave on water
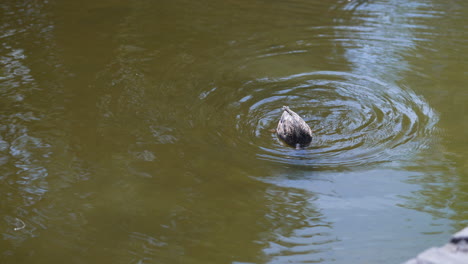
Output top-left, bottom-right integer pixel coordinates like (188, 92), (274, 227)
(225, 71), (438, 169)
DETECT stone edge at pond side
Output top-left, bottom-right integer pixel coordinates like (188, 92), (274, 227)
(403, 227), (468, 264)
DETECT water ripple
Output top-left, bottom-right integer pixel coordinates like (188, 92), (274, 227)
(226, 71), (437, 169)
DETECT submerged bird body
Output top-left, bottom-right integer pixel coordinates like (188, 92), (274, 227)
(276, 106), (313, 148)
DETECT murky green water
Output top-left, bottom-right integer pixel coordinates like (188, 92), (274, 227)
(1, 0), (467, 263)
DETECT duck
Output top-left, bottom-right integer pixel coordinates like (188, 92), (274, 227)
(276, 106), (313, 149)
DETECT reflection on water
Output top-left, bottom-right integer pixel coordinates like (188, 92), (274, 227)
(263, 190), (333, 263)
(0, 1), (54, 249)
(1, 0), (468, 263)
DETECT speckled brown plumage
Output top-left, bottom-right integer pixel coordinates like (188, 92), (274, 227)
(276, 106), (313, 148)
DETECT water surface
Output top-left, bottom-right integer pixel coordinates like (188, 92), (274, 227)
(1, 0), (467, 263)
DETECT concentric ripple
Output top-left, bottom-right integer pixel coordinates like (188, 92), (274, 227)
(231, 71), (438, 168)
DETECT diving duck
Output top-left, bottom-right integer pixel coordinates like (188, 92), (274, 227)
(276, 106), (313, 149)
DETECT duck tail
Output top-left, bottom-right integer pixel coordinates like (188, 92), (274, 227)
(282, 105), (293, 115)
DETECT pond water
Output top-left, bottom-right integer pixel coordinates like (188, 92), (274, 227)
(1, 0), (467, 263)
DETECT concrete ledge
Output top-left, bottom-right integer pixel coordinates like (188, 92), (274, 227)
(403, 227), (468, 264)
